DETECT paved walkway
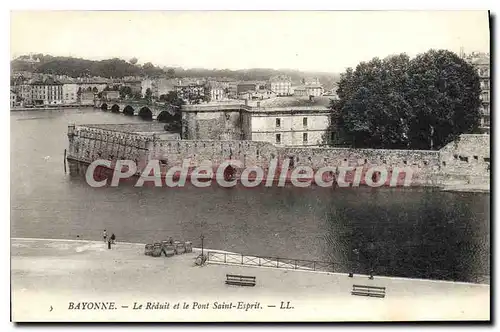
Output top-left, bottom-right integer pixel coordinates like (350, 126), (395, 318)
(11, 238), (490, 322)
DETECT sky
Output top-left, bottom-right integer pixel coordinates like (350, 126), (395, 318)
(10, 11), (490, 73)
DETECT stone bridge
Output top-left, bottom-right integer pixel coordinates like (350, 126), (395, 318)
(94, 100), (177, 122)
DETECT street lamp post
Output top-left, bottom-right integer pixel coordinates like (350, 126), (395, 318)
(200, 234), (205, 257)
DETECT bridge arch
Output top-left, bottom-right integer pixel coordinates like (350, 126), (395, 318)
(158, 111), (181, 122)
(100, 103), (108, 111)
(123, 105), (135, 116)
(157, 111), (173, 123)
(111, 104), (120, 113)
(139, 107), (153, 120)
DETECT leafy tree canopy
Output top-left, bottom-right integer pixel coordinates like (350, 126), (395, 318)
(332, 50), (481, 150)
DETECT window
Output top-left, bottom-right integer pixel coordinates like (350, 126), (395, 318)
(276, 134), (281, 144)
(331, 132), (336, 142)
(303, 117), (308, 127)
(303, 133), (308, 143)
(276, 118), (281, 128)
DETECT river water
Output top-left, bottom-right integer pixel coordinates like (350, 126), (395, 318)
(10, 108), (490, 283)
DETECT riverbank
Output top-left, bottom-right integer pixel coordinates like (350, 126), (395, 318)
(441, 183), (490, 193)
(11, 104), (93, 111)
(11, 238), (490, 322)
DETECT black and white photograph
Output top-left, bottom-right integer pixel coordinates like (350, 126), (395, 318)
(9, 9), (491, 322)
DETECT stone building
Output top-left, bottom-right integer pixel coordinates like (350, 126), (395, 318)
(75, 78), (108, 94)
(267, 75), (292, 96)
(31, 77), (64, 105)
(304, 84), (324, 97)
(247, 96), (333, 147)
(463, 52), (490, 133)
(181, 103), (251, 141)
(17, 84), (32, 105)
(471, 55), (490, 132)
(207, 81), (227, 101)
(102, 90), (120, 101)
(79, 91), (96, 105)
(62, 83), (78, 104)
(120, 80), (143, 96)
(10, 90), (18, 108)
(181, 96), (335, 147)
(236, 81), (261, 95)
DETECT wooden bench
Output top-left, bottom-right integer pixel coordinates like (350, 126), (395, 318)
(351, 284), (386, 298)
(225, 274), (256, 287)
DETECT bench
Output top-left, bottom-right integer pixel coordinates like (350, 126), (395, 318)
(351, 284), (386, 298)
(225, 274), (256, 287)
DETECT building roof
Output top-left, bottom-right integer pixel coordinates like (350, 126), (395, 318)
(31, 77), (63, 86)
(249, 96), (333, 109)
(269, 75), (292, 82)
(471, 55), (490, 65)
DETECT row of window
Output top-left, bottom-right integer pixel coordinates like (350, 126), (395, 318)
(276, 117), (308, 128)
(275, 133), (309, 144)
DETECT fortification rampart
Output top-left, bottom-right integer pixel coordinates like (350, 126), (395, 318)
(66, 124), (490, 187)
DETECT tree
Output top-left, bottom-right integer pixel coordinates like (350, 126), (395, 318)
(158, 91), (185, 132)
(331, 50), (481, 150)
(129, 57), (138, 65)
(145, 88), (153, 104)
(333, 54), (412, 149)
(132, 91), (142, 100)
(162, 91), (185, 109)
(92, 87), (98, 93)
(119, 86), (132, 99)
(406, 50), (481, 150)
(166, 68), (175, 78)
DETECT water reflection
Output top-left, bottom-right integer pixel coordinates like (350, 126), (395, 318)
(10, 109), (490, 283)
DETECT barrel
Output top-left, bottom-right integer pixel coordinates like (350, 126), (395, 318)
(145, 244), (154, 256)
(163, 244), (175, 257)
(176, 242), (186, 254)
(152, 243), (163, 257)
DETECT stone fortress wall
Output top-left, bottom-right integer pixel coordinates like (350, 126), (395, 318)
(67, 123), (490, 187)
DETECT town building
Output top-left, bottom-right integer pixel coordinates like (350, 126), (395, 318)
(17, 84), (32, 105)
(102, 90), (120, 101)
(79, 91), (96, 105)
(267, 75), (292, 96)
(174, 80), (207, 103)
(462, 51), (490, 133)
(11, 90), (18, 108)
(207, 81), (227, 101)
(156, 78), (176, 98)
(75, 77), (109, 93)
(236, 81), (260, 95)
(471, 54), (490, 133)
(238, 88), (276, 101)
(292, 86), (307, 96)
(62, 83), (79, 104)
(120, 80), (143, 96)
(141, 78), (154, 97)
(304, 84), (324, 97)
(31, 77), (64, 105)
